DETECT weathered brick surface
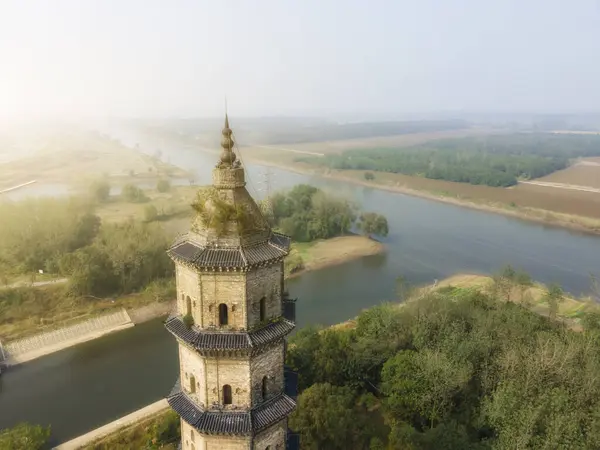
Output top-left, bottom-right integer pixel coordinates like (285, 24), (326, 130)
(245, 264), (283, 328)
(250, 343), (285, 406)
(176, 265), (200, 322)
(179, 345), (206, 406)
(205, 356), (251, 407)
(200, 273), (247, 329)
(254, 419), (287, 450)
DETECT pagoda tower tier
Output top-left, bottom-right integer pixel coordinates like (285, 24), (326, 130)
(165, 115), (299, 450)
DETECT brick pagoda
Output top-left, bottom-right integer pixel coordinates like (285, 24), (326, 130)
(165, 115), (298, 450)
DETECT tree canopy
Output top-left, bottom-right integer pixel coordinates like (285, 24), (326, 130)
(296, 133), (600, 187)
(287, 281), (600, 449)
(271, 184), (386, 242)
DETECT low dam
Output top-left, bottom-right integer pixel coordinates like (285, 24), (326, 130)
(3, 308), (133, 366)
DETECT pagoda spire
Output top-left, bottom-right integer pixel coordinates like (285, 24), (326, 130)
(219, 114), (236, 166)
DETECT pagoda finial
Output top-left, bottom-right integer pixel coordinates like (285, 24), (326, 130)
(219, 113), (236, 165)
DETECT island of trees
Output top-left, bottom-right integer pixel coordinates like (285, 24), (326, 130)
(297, 133), (600, 187)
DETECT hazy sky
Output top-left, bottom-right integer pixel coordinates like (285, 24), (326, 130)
(1, 0), (599, 120)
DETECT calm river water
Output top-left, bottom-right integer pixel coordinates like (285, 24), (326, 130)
(1, 129), (600, 445)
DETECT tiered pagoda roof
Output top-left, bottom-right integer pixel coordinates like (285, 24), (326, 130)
(164, 315), (295, 355)
(167, 373), (298, 436)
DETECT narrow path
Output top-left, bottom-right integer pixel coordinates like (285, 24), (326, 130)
(0, 180), (37, 194)
(54, 399), (169, 449)
(252, 144), (325, 157)
(576, 161), (600, 167)
(519, 180), (600, 194)
(3, 277), (68, 290)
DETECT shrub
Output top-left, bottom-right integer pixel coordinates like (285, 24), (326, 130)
(183, 313), (194, 329)
(156, 179), (171, 193)
(121, 184), (148, 203)
(144, 204), (159, 222)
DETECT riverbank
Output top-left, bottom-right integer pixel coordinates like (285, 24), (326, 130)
(4, 309), (134, 366)
(241, 152), (600, 237)
(54, 399), (171, 450)
(288, 235), (385, 279)
(333, 272), (596, 331)
(0, 236), (384, 363)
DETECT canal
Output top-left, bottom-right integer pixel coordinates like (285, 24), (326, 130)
(1, 129), (600, 445)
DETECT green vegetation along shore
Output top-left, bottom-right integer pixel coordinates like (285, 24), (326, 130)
(286, 268), (600, 449)
(0, 182), (387, 341)
(10, 268), (599, 450)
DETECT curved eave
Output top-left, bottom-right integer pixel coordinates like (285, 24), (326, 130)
(167, 232), (291, 272)
(167, 387), (296, 436)
(164, 316), (295, 354)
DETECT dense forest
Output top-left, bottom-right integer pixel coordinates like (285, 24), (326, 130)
(287, 279), (600, 449)
(0, 197), (173, 298)
(298, 133), (600, 187)
(270, 184), (388, 241)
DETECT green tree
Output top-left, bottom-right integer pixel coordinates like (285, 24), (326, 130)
(290, 383), (374, 450)
(121, 184), (148, 203)
(0, 423), (51, 450)
(144, 204), (159, 222)
(544, 283), (565, 320)
(357, 213), (389, 239)
(493, 264), (518, 302)
(382, 349), (472, 429)
(515, 270), (533, 304)
(60, 246), (118, 296)
(156, 179), (171, 193)
(89, 179), (110, 203)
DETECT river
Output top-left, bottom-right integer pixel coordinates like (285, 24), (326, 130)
(1, 129), (600, 445)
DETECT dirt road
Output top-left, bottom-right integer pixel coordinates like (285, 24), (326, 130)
(518, 180), (600, 194)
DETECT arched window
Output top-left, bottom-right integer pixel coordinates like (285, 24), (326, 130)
(189, 375), (196, 394)
(219, 303), (228, 326)
(259, 297), (266, 321)
(186, 296), (192, 316)
(223, 384), (232, 405)
(261, 376), (268, 400)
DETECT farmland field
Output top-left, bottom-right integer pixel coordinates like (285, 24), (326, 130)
(243, 126), (502, 156)
(535, 161), (600, 189)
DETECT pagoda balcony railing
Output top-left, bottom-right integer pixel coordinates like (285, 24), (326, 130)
(287, 432), (300, 450)
(282, 294), (297, 322)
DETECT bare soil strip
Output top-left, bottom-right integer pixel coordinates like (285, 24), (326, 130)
(519, 181), (600, 194)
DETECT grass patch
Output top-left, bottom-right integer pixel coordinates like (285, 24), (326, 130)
(83, 410), (180, 450)
(0, 279), (175, 341)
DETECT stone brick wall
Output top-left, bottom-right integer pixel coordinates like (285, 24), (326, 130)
(250, 343), (285, 406)
(179, 345), (206, 406)
(246, 264), (283, 328)
(181, 418), (285, 450)
(254, 419), (287, 450)
(205, 356), (251, 408)
(181, 421), (251, 450)
(177, 265), (200, 323)
(199, 273), (247, 330)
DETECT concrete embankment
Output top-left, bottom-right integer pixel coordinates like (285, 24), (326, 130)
(54, 399), (169, 450)
(4, 309), (133, 366)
